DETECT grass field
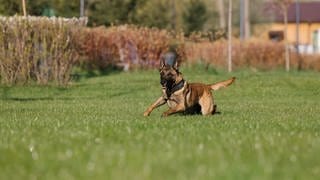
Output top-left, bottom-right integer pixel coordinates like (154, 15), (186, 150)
(0, 66), (320, 179)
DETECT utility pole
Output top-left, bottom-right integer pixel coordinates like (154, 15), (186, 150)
(22, 0), (27, 16)
(296, 0), (302, 70)
(295, 0), (300, 49)
(240, 0), (250, 40)
(80, 0), (85, 17)
(240, 0), (244, 40)
(227, 0), (232, 72)
(244, 0), (250, 39)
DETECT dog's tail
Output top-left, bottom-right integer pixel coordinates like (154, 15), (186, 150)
(208, 77), (236, 91)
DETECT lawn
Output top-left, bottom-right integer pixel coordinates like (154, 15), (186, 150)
(0, 67), (320, 180)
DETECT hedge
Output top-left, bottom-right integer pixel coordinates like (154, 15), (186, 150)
(0, 16), (87, 85)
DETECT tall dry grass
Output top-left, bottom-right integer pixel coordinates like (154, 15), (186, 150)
(185, 39), (320, 71)
(2, 18), (317, 86)
(78, 26), (320, 72)
(76, 25), (186, 70)
(0, 16), (87, 85)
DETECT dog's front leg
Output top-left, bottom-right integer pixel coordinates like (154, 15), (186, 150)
(162, 105), (185, 117)
(143, 97), (166, 116)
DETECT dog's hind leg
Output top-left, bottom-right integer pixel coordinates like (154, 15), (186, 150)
(199, 94), (214, 116)
(212, 105), (217, 115)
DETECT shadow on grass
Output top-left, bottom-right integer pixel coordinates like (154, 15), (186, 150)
(108, 89), (142, 98)
(1, 97), (78, 102)
(0, 85), (71, 102)
(1, 85), (147, 102)
(71, 65), (122, 81)
(3, 97), (53, 101)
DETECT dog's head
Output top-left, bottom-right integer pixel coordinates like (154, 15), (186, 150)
(159, 52), (182, 87)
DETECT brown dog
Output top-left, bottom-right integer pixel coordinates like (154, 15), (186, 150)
(143, 53), (235, 117)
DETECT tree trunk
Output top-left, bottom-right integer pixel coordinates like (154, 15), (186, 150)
(217, 0), (226, 29)
(22, 0), (27, 16)
(171, 0), (176, 30)
(227, 0), (232, 72)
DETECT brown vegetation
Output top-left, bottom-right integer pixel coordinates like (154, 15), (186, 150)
(76, 25), (185, 70)
(0, 16), (86, 85)
(185, 39), (320, 71)
(1, 21), (319, 86)
(78, 26), (320, 72)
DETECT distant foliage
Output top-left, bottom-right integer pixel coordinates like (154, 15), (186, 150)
(2, 18), (319, 87)
(77, 26), (320, 72)
(183, 0), (208, 35)
(0, 0), (79, 17)
(0, 16), (87, 85)
(77, 25), (185, 70)
(292, 54), (320, 71)
(185, 39), (320, 71)
(185, 41), (226, 68)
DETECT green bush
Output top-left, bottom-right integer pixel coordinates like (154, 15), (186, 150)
(0, 16), (87, 85)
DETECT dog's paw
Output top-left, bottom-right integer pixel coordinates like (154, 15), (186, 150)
(161, 112), (169, 117)
(143, 111), (150, 117)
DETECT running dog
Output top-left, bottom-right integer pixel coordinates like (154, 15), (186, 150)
(143, 52), (235, 117)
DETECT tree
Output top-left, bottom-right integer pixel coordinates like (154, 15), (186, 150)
(273, 0), (292, 72)
(216, 0), (226, 29)
(0, 0), (79, 17)
(87, 0), (147, 26)
(0, 0), (21, 16)
(132, 0), (171, 29)
(183, 0), (208, 34)
(170, 0), (177, 30)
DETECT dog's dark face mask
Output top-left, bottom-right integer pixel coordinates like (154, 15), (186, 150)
(159, 52), (179, 87)
(160, 65), (179, 87)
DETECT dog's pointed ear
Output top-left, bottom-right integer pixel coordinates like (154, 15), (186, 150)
(173, 59), (178, 70)
(159, 55), (165, 71)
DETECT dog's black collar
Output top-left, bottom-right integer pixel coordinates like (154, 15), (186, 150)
(164, 79), (185, 98)
(171, 79), (185, 93)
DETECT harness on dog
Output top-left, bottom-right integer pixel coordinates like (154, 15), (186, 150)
(164, 79), (185, 99)
(171, 79), (185, 93)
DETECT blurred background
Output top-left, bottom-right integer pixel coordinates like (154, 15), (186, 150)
(1, 0), (320, 85)
(0, 0), (319, 39)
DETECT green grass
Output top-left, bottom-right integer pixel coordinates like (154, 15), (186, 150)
(0, 67), (320, 180)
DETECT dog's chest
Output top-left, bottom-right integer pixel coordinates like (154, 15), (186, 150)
(165, 88), (185, 108)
